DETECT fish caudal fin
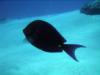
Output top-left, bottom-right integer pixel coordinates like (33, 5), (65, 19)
(63, 44), (85, 62)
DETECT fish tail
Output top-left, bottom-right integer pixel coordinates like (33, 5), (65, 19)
(63, 44), (85, 62)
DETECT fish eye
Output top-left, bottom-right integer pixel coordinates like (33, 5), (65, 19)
(58, 45), (62, 48)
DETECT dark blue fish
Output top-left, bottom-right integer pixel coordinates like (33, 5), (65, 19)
(23, 20), (85, 61)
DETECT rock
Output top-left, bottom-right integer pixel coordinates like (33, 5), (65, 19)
(80, 1), (100, 15)
(0, 18), (9, 24)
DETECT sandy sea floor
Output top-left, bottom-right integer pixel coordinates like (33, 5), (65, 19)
(0, 10), (100, 75)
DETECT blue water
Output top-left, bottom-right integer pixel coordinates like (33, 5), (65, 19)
(0, 0), (100, 75)
(0, 0), (93, 18)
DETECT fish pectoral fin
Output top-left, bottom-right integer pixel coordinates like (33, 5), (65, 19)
(63, 44), (85, 62)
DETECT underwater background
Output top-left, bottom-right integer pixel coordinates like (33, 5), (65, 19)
(0, 0), (100, 75)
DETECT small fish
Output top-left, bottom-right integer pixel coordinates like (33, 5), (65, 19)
(23, 20), (85, 61)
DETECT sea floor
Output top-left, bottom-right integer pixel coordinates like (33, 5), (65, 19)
(0, 10), (100, 75)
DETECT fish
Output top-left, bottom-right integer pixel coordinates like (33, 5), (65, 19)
(23, 20), (85, 61)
